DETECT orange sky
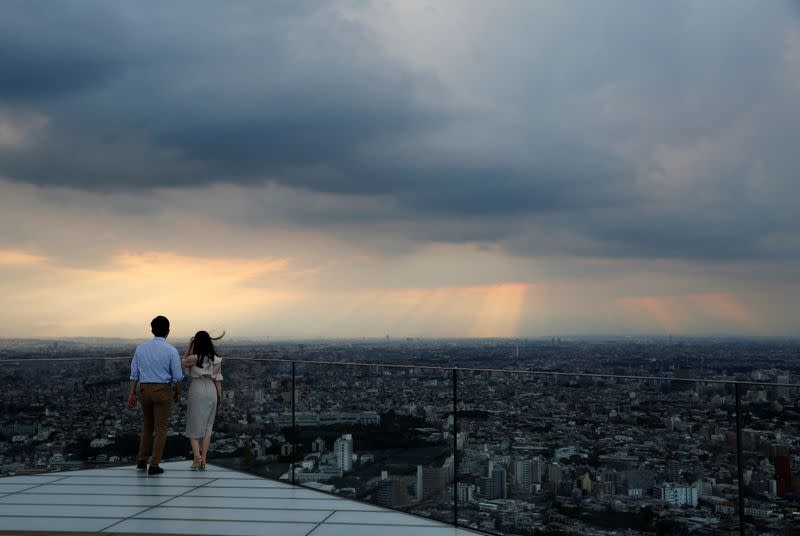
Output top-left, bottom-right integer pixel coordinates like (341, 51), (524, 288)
(0, 226), (795, 338)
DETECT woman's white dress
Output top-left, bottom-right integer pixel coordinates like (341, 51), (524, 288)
(185, 355), (223, 439)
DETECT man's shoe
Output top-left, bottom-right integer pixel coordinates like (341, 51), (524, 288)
(136, 460), (147, 470)
(148, 465), (164, 476)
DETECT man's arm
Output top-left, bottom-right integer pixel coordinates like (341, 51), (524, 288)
(128, 351), (140, 408)
(170, 349), (183, 402)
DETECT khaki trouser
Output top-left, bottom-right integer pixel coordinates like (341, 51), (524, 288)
(137, 384), (172, 465)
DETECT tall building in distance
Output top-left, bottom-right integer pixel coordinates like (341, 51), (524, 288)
(667, 459), (682, 482)
(416, 465), (447, 502)
(377, 474), (410, 508)
(481, 465), (507, 500)
(312, 437), (326, 453)
(334, 434), (353, 472)
(654, 483), (698, 507)
(775, 455), (791, 495)
(512, 459), (533, 494)
(776, 375), (791, 400)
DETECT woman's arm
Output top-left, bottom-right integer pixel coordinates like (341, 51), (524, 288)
(181, 354), (197, 368)
(215, 380), (222, 410)
(182, 337), (194, 359)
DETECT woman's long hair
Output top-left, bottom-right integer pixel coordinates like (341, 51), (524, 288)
(189, 330), (224, 368)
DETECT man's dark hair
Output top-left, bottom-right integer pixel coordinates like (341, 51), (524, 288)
(150, 316), (170, 337)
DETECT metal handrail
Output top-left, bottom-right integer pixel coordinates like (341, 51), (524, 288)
(2, 355), (798, 388)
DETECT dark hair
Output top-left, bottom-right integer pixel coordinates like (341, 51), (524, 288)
(150, 316), (170, 337)
(189, 330), (224, 368)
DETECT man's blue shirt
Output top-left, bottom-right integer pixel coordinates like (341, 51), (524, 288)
(130, 337), (183, 383)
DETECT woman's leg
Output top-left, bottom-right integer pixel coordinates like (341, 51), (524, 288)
(200, 435), (211, 463)
(189, 438), (201, 462)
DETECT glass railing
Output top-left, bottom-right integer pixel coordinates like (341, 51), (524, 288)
(294, 362), (455, 525)
(457, 370), (743, 534)
(1, 355), (798, 535)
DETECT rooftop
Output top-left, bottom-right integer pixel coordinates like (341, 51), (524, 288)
(0, 461), (475, 536)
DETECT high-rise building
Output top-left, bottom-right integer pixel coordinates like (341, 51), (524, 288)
(377, 478), (410, 508)
(654, 483), (698, 507)
(416, 465), (446, 501)
(512, 460), (533, 494)
(531, 456), (545, 483)
(481, 466), (507, 500)
(334, 434), (353, 472)
(312, 437), (325, 453)
(667, 459), (681, 482)
(776, 375), (791, 400)
(775, 455), (791, 495)
(456, 482), (475, 503)
(546, 463), (563, 484)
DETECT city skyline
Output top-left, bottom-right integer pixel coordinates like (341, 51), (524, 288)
(2, 1), (800, 338)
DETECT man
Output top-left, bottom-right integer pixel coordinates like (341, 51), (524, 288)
(128, 315), (183, 475)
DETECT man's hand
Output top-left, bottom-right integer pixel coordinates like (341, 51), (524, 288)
(127, 394), (137, 408)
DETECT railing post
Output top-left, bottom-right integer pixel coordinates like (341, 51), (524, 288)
(452, 367), (458, 527)
(735, 382), (745, 536)
(291, 361), (296, 487)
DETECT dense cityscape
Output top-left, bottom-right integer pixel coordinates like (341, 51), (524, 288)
(1, 337), (799, 535)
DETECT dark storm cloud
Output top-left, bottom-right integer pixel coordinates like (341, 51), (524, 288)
(0, 1), (132, 100)
(0, 0), (628, 211)
(0, 0), (452, 191)
(1, 0), (799, 262)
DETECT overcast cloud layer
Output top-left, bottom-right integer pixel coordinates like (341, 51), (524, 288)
(1, 0), (799, 337)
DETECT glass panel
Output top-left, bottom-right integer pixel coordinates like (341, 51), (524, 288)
(740, 378), (800, 534)
(1, 357), (158, 473)
(209, 358), (294, 481)
(295, 363), (455, 525)
(457, 370), (741, 535)
(0, 356), (296, 481)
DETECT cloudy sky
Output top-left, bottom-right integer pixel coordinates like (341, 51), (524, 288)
(2, 0), (799, 338)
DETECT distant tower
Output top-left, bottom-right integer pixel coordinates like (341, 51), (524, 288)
(775, 456), (791, 495)
(334, 434), (353, 471)
(416, 465), (446, 501)
(515, 344), (519, 358)
(377, 478), (410, 508)
(667, 459), (682, 482)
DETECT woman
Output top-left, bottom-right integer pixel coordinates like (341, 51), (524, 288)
(181, 330), (224, 470)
